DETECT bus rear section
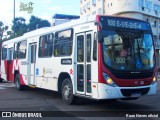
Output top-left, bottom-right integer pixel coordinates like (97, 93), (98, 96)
(94, 15), (157, 100)
(0, 44), (14, 82)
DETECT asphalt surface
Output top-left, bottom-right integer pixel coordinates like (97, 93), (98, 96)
(0, 79), (160, 120)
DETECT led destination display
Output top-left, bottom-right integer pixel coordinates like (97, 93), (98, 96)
(100, 16), (151, 30)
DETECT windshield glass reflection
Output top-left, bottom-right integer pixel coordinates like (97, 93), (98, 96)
(102, 30), (154, 71)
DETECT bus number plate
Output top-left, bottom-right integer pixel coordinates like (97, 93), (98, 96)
(131, 93), (141, 97)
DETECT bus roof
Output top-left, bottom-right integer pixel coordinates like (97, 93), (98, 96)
(2, 15), (151, 46)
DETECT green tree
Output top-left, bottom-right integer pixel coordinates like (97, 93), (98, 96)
(6, 31), (15, 40)
(0, 21), (8, 41)
(4, 16), (51, 40)
(28, 15), (51, 32)
(12, 17), (28, 37)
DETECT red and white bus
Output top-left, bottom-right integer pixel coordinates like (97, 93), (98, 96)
(0, 15), (157, 104)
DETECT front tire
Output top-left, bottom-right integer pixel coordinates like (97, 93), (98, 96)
(61, 78), (77, 105)
(15, 74), (25, 91)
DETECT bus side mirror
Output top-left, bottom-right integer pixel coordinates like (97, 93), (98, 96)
(98, 31), (103, 42)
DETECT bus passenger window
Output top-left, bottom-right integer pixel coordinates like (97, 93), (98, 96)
(18, 40), (27, 59)
(8, 48), (13, 60)
(13, 43), (18, 59)
(39, 33), (53, 58)
(2, 46), (7, 60)
(54, 29), (73, 57)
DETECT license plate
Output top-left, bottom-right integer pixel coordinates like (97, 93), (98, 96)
(131, 93), (141, 97)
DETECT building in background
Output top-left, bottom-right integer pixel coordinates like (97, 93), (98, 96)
(80, 0), (160, 68)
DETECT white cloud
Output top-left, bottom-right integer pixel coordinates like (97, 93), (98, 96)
(44, 0), (52, 5)
(0, 0), (34, 25)
(40, 15), (52, 23)
(0, 0), (14, 25)
(48, 6), (62, 12)
(0, 0), (31, 25)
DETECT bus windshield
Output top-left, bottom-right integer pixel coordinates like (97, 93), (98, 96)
(102, 29), (154, 71)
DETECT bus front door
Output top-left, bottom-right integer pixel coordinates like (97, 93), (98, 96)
(28, 43), (37, 86)
(76, 32), (92, 96)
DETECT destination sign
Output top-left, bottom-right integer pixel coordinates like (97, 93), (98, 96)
(100, 17), (150, 30)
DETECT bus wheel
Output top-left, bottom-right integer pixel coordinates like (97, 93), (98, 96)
(61, 78), (77, 105)
(15, 74), (24, 91)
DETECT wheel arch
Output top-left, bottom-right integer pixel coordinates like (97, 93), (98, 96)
(57, 72), (72, 93)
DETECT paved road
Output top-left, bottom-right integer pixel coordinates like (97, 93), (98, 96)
(0, 79), (160, 120)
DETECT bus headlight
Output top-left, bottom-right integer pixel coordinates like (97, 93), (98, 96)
(152, 76), (157, 85)
(102, 73), (117, 87)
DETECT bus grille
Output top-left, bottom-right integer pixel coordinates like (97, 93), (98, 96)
(120, 88), (150, 97)
(113, 72), (153, 79)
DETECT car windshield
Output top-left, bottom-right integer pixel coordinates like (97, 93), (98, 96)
(102, 30), (154, 71)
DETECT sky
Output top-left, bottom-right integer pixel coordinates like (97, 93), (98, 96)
(0, 0), (80, 26)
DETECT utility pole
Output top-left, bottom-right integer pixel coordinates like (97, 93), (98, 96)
(102, 0), (104, 15)
(13, 0), (15, 21)
(13, 0), (15, 37)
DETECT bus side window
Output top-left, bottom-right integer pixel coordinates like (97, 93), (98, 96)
(39, 33), (53, 58)
(93, 32), (97, 61)
(54, 29), (73, 57)
(13, 43), (18, 59)
(7, 48), (13, 60)
(18, 40), (27, 59)
(2, 46), (7, 60)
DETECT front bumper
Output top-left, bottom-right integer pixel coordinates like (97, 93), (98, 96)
(93, 82), (157, 99)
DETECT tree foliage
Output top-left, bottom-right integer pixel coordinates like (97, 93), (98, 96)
(1, 15), (51, 40)
(0, 21), (8, 41)
(12, 17), (28, 37)
(28, 15), (51, 32)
